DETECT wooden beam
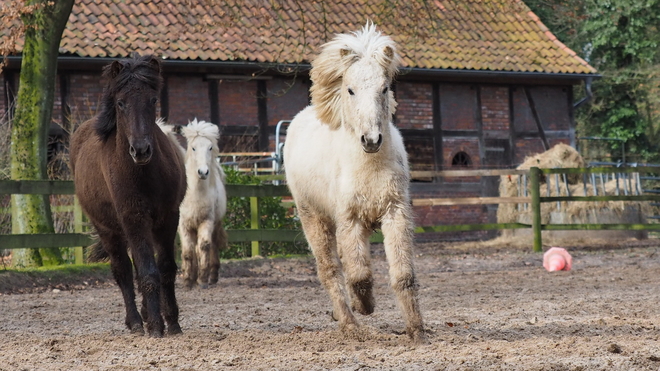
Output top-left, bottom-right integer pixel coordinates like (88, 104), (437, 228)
(413, 196), (530, 206)
(432, 82), (443, 173)
(257, 80), (269, 151)
(410, 169), (528, 177)
(524, 87), (550, 150)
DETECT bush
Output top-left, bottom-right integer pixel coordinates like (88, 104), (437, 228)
(222, 167), (308, 259)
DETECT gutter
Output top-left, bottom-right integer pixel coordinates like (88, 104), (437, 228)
(4, 55), (601, 84)
(573, 76), (594, 109)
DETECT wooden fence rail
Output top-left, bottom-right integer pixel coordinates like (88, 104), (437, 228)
(2, 166), (660, 259)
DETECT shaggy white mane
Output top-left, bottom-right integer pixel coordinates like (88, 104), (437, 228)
(310, 22), (401, 129)
(181, 118), (220, 145)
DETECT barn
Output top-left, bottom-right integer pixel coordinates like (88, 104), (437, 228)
(0, 0), (598, 231)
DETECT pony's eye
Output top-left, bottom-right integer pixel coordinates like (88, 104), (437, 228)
(382, 86), (388, 94)
(192, 147), (196, 151)
(150, 97), (158, 105)
(208, 146), (212, 151)
(348, 88), (355, 96)
(117, 100), (125, 109)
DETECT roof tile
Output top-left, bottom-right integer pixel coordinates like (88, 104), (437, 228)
(4, 0), (596, 74)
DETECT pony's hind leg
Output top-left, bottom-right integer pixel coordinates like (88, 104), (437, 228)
(179, 225), (198, 289)
(195, 219), (215, 289)
(298, 206), (358, 333)
(381, 205), (426, 344)
(209, 221), (228, 285)
(99, 230), (144, 334)
(337, 219), (375, 315)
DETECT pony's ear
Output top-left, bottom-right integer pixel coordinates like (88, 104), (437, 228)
(145, 55), (161, 73)
(384, 46), (394, 61)
(108, 60), (124, 79)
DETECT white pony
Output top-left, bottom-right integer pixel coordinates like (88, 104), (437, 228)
(158, 118), (228, 289)
(283, 23), (425, 343)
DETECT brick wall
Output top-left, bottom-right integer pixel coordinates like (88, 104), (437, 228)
(267, 77), (309, 127)
(395, 82), (432, 129)
(481, 86), (509, 131)
(440, 84), (478, 131)
(67, 73), (103, 127)
(529, 86), (571, 131)
(167, 74), (210, 125)
(218, 80), (258, 127)
(266, 77), (310, 151)
(443, 137), (480, 168)
(513, 138), (545, 163)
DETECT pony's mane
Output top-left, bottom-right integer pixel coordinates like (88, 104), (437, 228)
(95, 54), (163, 141)
(310, 22), (401, 129)
(181, 118), (221, 154)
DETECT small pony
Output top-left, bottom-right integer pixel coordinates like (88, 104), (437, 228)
(158, 118), (228, 289)
(70, 55), (187, 337)
(284, 23), (425, 343)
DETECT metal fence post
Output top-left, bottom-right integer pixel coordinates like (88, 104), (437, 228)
(250, 196), (260, 257)
(530, 167), (542, 252)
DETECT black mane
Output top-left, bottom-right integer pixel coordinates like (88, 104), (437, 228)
(94, 54), (162, 141)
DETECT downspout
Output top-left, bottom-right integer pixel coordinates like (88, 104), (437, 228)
(573, 77), (593, 109)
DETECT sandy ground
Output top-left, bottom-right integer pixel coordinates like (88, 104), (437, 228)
(2, 238), (660, 370)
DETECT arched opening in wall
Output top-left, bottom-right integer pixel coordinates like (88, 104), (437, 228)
(451, 151), (472, 168)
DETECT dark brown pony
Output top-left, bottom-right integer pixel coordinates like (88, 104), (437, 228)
(70, 55), (186, 337)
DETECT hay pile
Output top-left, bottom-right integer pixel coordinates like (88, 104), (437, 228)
(497, 143), (650, 225)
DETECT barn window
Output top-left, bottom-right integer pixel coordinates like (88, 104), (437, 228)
(451, 151), (472, 167)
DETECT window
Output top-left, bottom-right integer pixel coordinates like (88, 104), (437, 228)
(451, 151), (472, 167)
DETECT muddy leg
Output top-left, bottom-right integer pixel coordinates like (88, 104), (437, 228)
(179, 225), (198, 289)
(298, 206), (358, 333)
(209, 221), (227, 285)
(196, 219), (214, 289)
(381, 205), (426, 344)
(337, 219), (374, 315)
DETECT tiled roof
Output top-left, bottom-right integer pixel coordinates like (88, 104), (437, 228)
(10, 0), (597, 74)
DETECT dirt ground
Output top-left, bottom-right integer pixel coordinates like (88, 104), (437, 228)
(2, 237), (660, 371)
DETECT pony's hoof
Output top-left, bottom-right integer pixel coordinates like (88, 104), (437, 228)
(330, 310), (339, 321)
(129, 324), (145, 335)
(183, 280), (195, 290)
(167, 323), (183, 336)
(409, 328), (429, 345)
(145, 322), (165, 338)
(198, 283), (209, 290)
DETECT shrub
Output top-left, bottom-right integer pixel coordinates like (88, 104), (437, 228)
(222, 167), (308, 259)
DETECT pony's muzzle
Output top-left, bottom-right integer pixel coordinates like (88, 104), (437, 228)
(198, 168), (210, 179)
(129, 143), (152, 165)
(361, 134), (383, 153)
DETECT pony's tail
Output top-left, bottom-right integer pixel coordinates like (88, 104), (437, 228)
(85, 228), (109, 262)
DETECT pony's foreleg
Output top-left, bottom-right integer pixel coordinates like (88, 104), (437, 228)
(337, 219), (374, 315)
(195, 219), (215, 289)
(99, 229), (144, 334)
(125, 231), (164, 337)
(209, 221), (228, 285)
(381, 204), (426, 344)
(179, 225), (198, 289)
(154, 219), (182, 335)
(298, 207), (358, 333)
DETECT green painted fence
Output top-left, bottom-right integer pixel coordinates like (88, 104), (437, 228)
(2, 166), (660, 258)
(0, 180), (300, 260)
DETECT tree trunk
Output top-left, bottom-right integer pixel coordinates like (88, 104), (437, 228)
(10, 0), (74, 267)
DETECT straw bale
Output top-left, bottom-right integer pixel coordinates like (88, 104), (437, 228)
(496, 144), (651, 226)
